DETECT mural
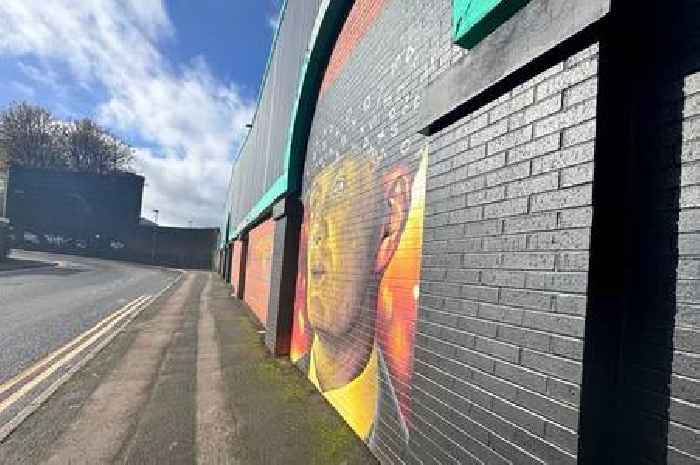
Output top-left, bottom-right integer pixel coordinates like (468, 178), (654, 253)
(291, 147), (427, 444)
(289, 0), (432, 449)
(244, 219), (275, 326)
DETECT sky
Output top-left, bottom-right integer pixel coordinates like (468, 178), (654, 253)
(0, 0), (283, 227)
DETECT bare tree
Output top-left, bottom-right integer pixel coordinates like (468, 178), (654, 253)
(64, 119), (133, 174)
(0, 102), (133, 174)
(0, 102), (67, 170)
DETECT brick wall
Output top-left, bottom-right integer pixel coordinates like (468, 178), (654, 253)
(231, 240), (243, 294)
(285, 0), (607, 461)
(668, 67), (700, 465)
(417, 44), (598, 465)
(244, 219), (275, 326)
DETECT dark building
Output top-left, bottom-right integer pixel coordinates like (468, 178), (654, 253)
(5, 166), (217, 269)
(7, 165), (144, 238)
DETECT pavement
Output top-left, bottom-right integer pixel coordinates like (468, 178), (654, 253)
(0, 264), (377, 464)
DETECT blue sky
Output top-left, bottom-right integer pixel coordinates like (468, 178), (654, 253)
(0, 0), (282, 227)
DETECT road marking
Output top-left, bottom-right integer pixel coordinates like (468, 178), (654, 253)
(0, 295), (152, 415)
(0, 295), (149, 398)
(0, 272), (183, 444)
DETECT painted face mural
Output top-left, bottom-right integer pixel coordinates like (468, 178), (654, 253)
(289, 0), (429, 448)
(292, 147), (427, 443)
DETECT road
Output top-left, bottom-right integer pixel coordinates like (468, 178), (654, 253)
(0, 250), (179, 384)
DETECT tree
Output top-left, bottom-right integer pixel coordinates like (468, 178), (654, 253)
(63, 119), (133, 174)
(0, 102), (67, 170)
(0, 102), (133, 174)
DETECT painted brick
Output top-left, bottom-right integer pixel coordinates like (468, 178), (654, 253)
(557, 252), (590, 271)
(530, 185), (593, 212)
(448, 206), (483, 224)
(474, 336), (520, 363)
(414, 36), (601, 465)
(531, 142), (595, 175)
(480, 270), (527, 288)
(501, 252), (556, 271)
(483, 197), (529, 219)
(681, 162), (700, 186)
(463, 219), (503, 237)
(487, 125), (534, 156)
(562, 119), (597, 147)
(493, 363), (547, 395)
(501, 288), (553, 311)
(467, 185), (505, 206)
(521, 349), (583, 383)
(679, 234), (700, 255)
(681, 185), (700, 208)
(536, 58), (599, 100)
(506, 172), (559, 199)
(564, 77), (598, 107)
(470, 118), (508, 147)
(489, 89), (535, 122)
(515, 388), (580, 430)
(453, 145), (487, 168)
(451, 175), (486, 195)
(482, 235), (527, 252)
(547, 378), (581, 407)
(446, 238), (483, 253)
(462, 284), (500, 303)
(511, 93), (564, 130)
(504, 212), (558, 234)
(560, 162), (594, 187)
(527, 229), (591, 250)
(446, 269), (481, 284)
(486, 161), (531, 187)
(497, 325), (551, 352)
(558, 206), (593, 229)
(462, 253), (500, 269)
(550, 335), (584, 360)
(468, 153), (507, 177)
(534, 99), (597, 138)
(508, 133), (561, 164)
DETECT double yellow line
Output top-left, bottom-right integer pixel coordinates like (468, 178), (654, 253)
(0, 295), (153, 416)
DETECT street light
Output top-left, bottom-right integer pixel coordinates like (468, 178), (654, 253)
(151, 209), (159, 264)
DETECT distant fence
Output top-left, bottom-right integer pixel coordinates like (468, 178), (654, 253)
(11, 224), (218, 269)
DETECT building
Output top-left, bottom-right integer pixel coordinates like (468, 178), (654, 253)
(220, 1), (699, 464)
(6, 165), (216, 269)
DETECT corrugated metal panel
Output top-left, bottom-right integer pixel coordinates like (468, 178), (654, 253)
(226, 1), (324, 238)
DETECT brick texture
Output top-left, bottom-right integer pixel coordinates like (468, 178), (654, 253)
(420, 44), (599, 465)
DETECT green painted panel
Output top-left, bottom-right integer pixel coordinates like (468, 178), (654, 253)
(453, 0), (531, 49)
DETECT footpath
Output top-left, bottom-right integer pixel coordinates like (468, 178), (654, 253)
(0, 271), (376, 465)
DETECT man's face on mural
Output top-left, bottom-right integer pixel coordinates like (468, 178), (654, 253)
(306, 157), (382, 338)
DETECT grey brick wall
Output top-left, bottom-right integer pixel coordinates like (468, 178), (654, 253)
(671, 69), (700, 464)
(417, 44), (599, 465)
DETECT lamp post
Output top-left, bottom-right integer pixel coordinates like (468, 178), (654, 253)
(151, 209), (159, 264)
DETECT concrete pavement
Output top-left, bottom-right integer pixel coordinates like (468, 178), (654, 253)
(0, 270), (376, 465)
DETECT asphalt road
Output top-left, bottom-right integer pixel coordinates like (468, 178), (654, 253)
(0, 250), (179, 384)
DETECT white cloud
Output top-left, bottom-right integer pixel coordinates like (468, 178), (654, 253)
(0, 0), (254, 227)
(267, 12), (280, 30)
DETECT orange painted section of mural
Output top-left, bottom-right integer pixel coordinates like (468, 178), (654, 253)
(230, 240), (243, 293)
(243, 219), (275, 326)
(318, 0), (388, 95)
